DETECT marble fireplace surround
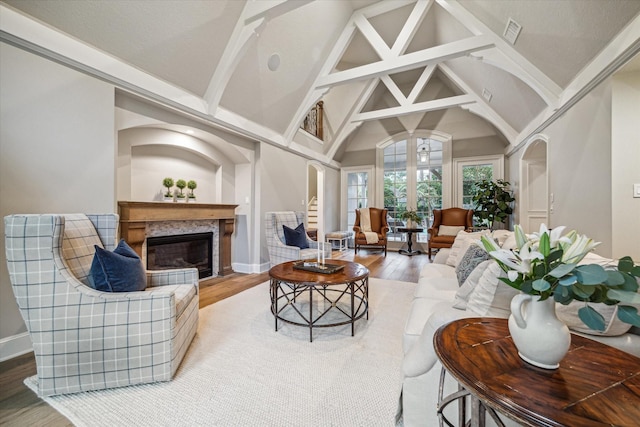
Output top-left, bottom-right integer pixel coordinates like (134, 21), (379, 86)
(118, 201), (237, 277)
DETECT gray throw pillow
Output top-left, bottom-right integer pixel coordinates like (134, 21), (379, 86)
(455, 244), (491, 286)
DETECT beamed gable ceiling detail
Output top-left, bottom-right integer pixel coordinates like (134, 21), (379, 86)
(2, 0), (640, 165)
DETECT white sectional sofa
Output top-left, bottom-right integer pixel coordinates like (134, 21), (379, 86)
(399, 230), (640, 427)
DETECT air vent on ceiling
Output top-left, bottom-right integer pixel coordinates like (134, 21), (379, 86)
(482, 88), (492, 102)
(503, 18), (522, 45)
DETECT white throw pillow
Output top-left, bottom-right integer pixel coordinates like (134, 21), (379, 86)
(466, 261), (519, 318)
(501, 233), (517, 250)
(491, 230), (513, 247)
(453, 260), (493, 310)
(438, 225), (465, 236)
(445, 230), (491, 268)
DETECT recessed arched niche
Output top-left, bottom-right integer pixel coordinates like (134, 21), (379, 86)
(118, 127), (229, 203)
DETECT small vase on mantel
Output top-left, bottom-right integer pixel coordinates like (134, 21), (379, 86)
(508, 294), (571, 369)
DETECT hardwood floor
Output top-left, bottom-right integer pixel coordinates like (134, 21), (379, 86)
(0, 249), (430, 426)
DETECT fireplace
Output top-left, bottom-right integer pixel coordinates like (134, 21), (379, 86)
(147, 232), (213, 279)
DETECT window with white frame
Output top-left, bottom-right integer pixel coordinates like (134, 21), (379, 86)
(379, 133), (451, 246)
(453, 156), (504, 223)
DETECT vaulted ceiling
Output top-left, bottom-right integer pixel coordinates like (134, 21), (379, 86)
(2, 0), (639, 165)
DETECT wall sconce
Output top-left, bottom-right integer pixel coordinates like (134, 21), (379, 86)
(417, 142), (429, 163)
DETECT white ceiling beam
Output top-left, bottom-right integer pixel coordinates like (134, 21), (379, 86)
(352, 94), (475, 122)
(203, 17), (264, 112)
(439, 63), (518, 144)
(316, 35), (494, 88)
(207, 0), (316, 114)
(326, 79), (380, 160)
(437, 0), (561, 106)
(391, 0), (433, 56)
(358, 0), (418, 19)
(244, 0), (314, 24)
(354, 14), (391, 60)
(407, 65), (436, 104)
(380, 75), (408, 106)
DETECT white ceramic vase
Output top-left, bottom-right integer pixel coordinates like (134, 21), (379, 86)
(508, 294), (571, 369)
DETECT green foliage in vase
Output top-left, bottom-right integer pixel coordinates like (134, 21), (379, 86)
(400, 209), (422, 224)
(471, 179), (515, 228)
(162, 177), (174, 197)
(480, 224), (640, 331)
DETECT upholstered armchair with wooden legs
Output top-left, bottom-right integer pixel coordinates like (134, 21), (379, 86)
(427, 208), (474, 259)
(4, 214), (199, 397)
(353, 207), (389, 255)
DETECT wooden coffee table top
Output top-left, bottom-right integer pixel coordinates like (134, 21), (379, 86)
(434, 317), (640, 427)
(269, 260), (368, 285)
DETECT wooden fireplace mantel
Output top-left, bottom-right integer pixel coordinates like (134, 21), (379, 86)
(117, 201), (238, 276)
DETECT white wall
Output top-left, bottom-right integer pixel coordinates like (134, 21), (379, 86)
(0, 43), (116, 358)
(611, 70), (640, 259)
(131, 145), (218, 202)
(118, 127), (241, 204)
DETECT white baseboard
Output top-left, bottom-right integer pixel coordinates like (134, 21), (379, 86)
(232, 262), (270, 274)
(0, 331), (32, 362)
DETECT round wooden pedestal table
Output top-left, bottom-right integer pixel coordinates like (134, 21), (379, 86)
(269, 260), (369, 342)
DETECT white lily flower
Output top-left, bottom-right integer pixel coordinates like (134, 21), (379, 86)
(548, 226), (569, 248)
(490, 243), (542, 277)
(507, 270), (520, 282)
(514, 225), (528, 250)
(479, 235), (500, 252)
(562, 233), (600, 264)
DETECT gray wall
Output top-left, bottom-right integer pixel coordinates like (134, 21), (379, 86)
(257, 143), (341, 266)
(545, 82), (613, 257)
(0, 43), (116, 354)
(611, 70), (640, 259)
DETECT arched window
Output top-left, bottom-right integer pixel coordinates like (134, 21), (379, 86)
(378, 132), (451, 247)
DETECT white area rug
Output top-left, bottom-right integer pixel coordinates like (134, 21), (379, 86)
(25, 278), (416, 426)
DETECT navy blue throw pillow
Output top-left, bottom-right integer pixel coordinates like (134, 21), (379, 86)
(283, 223), (309, 249)
(89, 239), (147, 292)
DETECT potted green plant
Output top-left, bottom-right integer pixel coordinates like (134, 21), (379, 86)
(187, 180), (197, 202)
(175, 179), (187, 202)
(162, 177), (174, 202)
(471, 179), (515, 229)
(400, 208), (422, 229)
(480, 224), (640, 368)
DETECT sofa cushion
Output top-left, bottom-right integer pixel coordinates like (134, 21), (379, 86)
(419, 263), (457, 280)
(453, 260), (493, 310)
(415, 277), (459, 298)
(89, 239), (147, 292)
(445, 230), (491, 268)
(455, 244), (492, 286)
(466, 261), (519, 318)
(403, 303), (475, 377)
(283, 223), (309, 249)
(438, 225), (465, 236)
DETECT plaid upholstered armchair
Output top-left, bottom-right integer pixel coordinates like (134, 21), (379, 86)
(265, 211), (331, 267)
(4, 213), (199, 397)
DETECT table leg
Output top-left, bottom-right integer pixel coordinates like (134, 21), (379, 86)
(351, 281), (355, 336)
(309, 286), (313, 342)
